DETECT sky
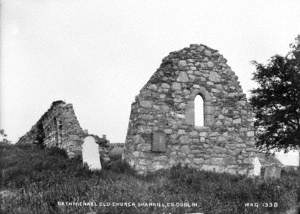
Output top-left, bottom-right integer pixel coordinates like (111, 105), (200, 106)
(1, 0), (300, 165)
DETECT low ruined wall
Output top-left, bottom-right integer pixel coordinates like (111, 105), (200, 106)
(18, 101), (85, 158)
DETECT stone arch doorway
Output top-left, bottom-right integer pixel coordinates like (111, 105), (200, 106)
(82, 136), (102, 170)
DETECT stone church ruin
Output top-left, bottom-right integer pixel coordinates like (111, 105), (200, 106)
(123, 44), (280, 176)
(16, 45), (282, 177)
(17, 101), (110, 167)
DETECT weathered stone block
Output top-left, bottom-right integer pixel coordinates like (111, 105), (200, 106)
(152, 162), (165, 171)
(159, 94), (165, 99)
(199, 132), (207, 137)
(178, 60), (187, 67)
(247, 131), (255, 137)
(148, 84), (157, 90)
(140, 100), (152, 108)
(172, 82), (181, 90)
(233, 118), (241, 124)
(193, 158), (204, 164)
(177, 72), (189, 82)
(137, 143), (151, 152)
(178, 129), (186, 135)
(190, 131), (198, 137)
(164, 129), (172, 134)
(209, 72), (220, 82)
(181, 145), (190, 154)
(152, 131), (167, 152)
(161, 83), (170, 89)
(207, 61), (214, 68)
(204, 49), (212, 56)
(133, 151), (140, 157)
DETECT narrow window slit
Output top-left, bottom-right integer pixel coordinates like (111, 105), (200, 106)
(195, 95), (204, 127)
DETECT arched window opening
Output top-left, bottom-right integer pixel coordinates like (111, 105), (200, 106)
(194, 95), (204, 127)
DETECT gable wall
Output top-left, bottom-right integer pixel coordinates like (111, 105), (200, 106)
(124, 44), (258, 175)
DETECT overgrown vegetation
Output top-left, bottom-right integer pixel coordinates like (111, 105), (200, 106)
(250, 36), (300, 150)
(1, 144), (299, 214)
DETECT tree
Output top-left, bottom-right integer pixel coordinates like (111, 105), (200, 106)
(250, 36), (300, 151)
(0, 129), (11, 145)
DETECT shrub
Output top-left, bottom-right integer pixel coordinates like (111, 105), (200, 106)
(106, 159), (134, 174)
(109, 147), (123, 161)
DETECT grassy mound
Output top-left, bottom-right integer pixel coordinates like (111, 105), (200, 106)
(0, 143), (299, 214)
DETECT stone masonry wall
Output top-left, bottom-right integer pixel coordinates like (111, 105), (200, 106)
(124, 44), (260, 175)
(18, 101), (85, 158)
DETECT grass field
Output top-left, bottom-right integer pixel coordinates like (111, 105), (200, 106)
(0, 143), (299, 214)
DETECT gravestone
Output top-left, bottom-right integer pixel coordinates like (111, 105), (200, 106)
(82, 136), (102, 170)
(251, 157), (262, 176)
(264, 165), (281, 180)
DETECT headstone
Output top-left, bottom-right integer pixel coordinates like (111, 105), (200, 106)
(82, 136), (102, 170)
(252, 157), (262, 176)
(264, 166), (281, 180)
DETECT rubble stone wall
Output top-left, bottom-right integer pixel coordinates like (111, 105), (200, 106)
(123, 44), (260, 175)
(18, 101), (85, 158)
